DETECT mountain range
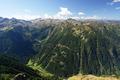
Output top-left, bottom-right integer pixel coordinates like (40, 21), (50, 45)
(0, 17), (120, 80)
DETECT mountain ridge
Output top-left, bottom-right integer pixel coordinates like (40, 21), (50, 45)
(1, 17), (120, 79)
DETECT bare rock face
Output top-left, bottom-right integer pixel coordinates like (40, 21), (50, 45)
(12, 73), (27, 80)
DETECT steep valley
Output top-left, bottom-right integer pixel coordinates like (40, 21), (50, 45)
(0, 17), (120, 79)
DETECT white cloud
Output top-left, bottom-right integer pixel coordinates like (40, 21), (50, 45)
(5, 9), (41, 20)
(57, 7), (72, 16)
(70, 16), (80, 20)
(80, 15), (104, 20)
(4, 7), (105, 20)
(113, 0), (120, 2)
(4, 9), (41, 20)
(8, 14), (104, 20)
(6, 7), (73, 20)
(6, 14), (41, 20)
(43, 7), (72, 19)
(69, 15), (104, 20)
(41, 9), (104, 20)
(44, 14), (52, 19)
(78, 12), (85, 15)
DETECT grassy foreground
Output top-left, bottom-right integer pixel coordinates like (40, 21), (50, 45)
(68, 74), (120, 80)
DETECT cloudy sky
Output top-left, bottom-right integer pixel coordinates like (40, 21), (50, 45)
(0, 0), (120, 20)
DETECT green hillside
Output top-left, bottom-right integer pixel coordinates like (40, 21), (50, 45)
(0, 54), (62, 80)
(29, 20), (120, 77)
(1, 18), (120, 79)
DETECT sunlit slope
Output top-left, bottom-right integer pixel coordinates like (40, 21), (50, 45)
(0, 54), (62, 80)
(68, 74), (120, 80)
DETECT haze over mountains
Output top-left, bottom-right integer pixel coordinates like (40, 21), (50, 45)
(1, 17), (120, 80)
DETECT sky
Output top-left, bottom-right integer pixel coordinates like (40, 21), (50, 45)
(0, 0), (120, 20)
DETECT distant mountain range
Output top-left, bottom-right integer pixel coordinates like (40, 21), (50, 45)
(1, 17), (120, 79)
